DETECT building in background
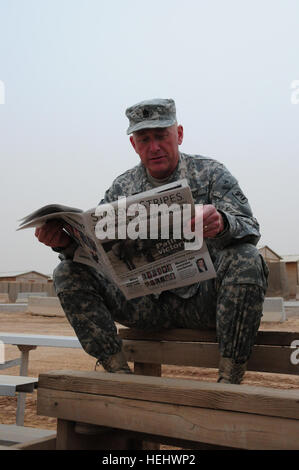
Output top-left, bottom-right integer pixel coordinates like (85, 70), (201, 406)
(280, 255), (299, 300)
(258, 246), (282, 263)
(0, 271), (50, 283)
(0, 271), (54, 302)
(259, 246), (299, 299)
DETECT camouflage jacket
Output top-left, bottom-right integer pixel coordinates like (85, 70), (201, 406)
(101, 152), (261, 258)
(58, 152), (261, 298)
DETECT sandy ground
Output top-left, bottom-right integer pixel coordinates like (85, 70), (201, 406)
(1, 306), (299, 448)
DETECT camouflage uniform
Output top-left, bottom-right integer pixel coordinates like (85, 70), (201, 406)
(53, 152), (268, 370)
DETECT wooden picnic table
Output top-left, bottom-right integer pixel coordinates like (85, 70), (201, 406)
(0, 375), (38, 397)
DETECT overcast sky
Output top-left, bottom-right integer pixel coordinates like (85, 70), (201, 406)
(0, 0), (298, 275)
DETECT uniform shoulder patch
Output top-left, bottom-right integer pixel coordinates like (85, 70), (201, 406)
(232, 190), (248, 204)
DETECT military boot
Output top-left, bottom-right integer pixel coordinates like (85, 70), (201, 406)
(101, 350), (132, 374)
(217, 356), (247, 384)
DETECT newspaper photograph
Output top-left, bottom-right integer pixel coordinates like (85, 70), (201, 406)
(18, 179), (216, 299)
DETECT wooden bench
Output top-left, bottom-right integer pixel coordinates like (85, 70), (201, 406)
(118, 328), (299, 376)
(0, 334), (81, 447)
(0, 376), (55, 447)
(33, 327), (299, 450)
(0, 333), (81, 425)
(36, 369), (299, 450)
(0, 424), (55, 448)
(0, 375), (38, 397)
(5, 327), (299, 450)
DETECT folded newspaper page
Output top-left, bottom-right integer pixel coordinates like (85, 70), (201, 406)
(18, 179), (216, 299)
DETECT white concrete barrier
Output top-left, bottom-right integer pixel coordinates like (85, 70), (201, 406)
(284, 300), (299, 318)
(26, 297), (65, 317)
(261, 297), (286, 322)
(0, 304), (27, 313)
(16, 292), (48, 303)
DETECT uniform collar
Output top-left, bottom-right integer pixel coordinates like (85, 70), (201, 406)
(134, 152), (188, 192)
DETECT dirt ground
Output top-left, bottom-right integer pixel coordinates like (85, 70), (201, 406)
(1, 306), (299, 447)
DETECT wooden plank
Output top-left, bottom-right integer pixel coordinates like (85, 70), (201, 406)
(119, 328), (299, 346)
(0, 358), (21, 371)
(134, 362), (161, 376)
(38, 370), (299, 420)
(119, 328), (218, 342)
(0, 375), (38, 387)
(248, 345), (298, 375)
(56, 419), (138, 450)
(13, 435), (56, 450)
(122, 340), (299, 375)
(0, 384), (17, 396)
(37, 387), (299, 450)
(133, 362), (161, 451)
(16, 345), (36, 426)
(106, 430), (238, 450)
(0, 333), (81, 348)
(0, 439), (238, 451)
(0, 424), (55, 444)
(0, 445), (20, 450)
(54, 419), (232, 451)
(124, 339), (219, 368)
(0, 375), (38, 396)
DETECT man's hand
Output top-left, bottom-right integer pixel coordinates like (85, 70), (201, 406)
(35, 220), (72, 248)
(190, 204), (225, 238)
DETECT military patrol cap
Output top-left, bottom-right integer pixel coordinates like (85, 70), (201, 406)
(126, 98), (177, 135)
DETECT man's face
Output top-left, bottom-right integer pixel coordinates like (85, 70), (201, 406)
(130, 124), (183, 179)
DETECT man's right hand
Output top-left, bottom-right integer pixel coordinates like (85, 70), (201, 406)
(35, 220), (72, 249)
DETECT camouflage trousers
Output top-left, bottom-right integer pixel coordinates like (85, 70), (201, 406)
(53, 243), (268, 365)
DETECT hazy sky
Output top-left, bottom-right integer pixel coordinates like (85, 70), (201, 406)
(0, 0), (298, 275)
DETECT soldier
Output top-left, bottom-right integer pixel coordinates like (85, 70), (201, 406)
(35, 98), (268, 384)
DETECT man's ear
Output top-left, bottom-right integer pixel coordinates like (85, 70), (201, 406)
(177, 125), (184, 145)
(130, 135), (137, 152)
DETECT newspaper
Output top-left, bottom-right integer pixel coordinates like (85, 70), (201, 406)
(18, 179), (216, 299)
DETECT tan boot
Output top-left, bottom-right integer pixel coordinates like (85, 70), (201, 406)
(101, 350), (132, 374)
(217, 357), (247, 384)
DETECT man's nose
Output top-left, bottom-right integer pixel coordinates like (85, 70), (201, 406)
(149, 139), (160, 152)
